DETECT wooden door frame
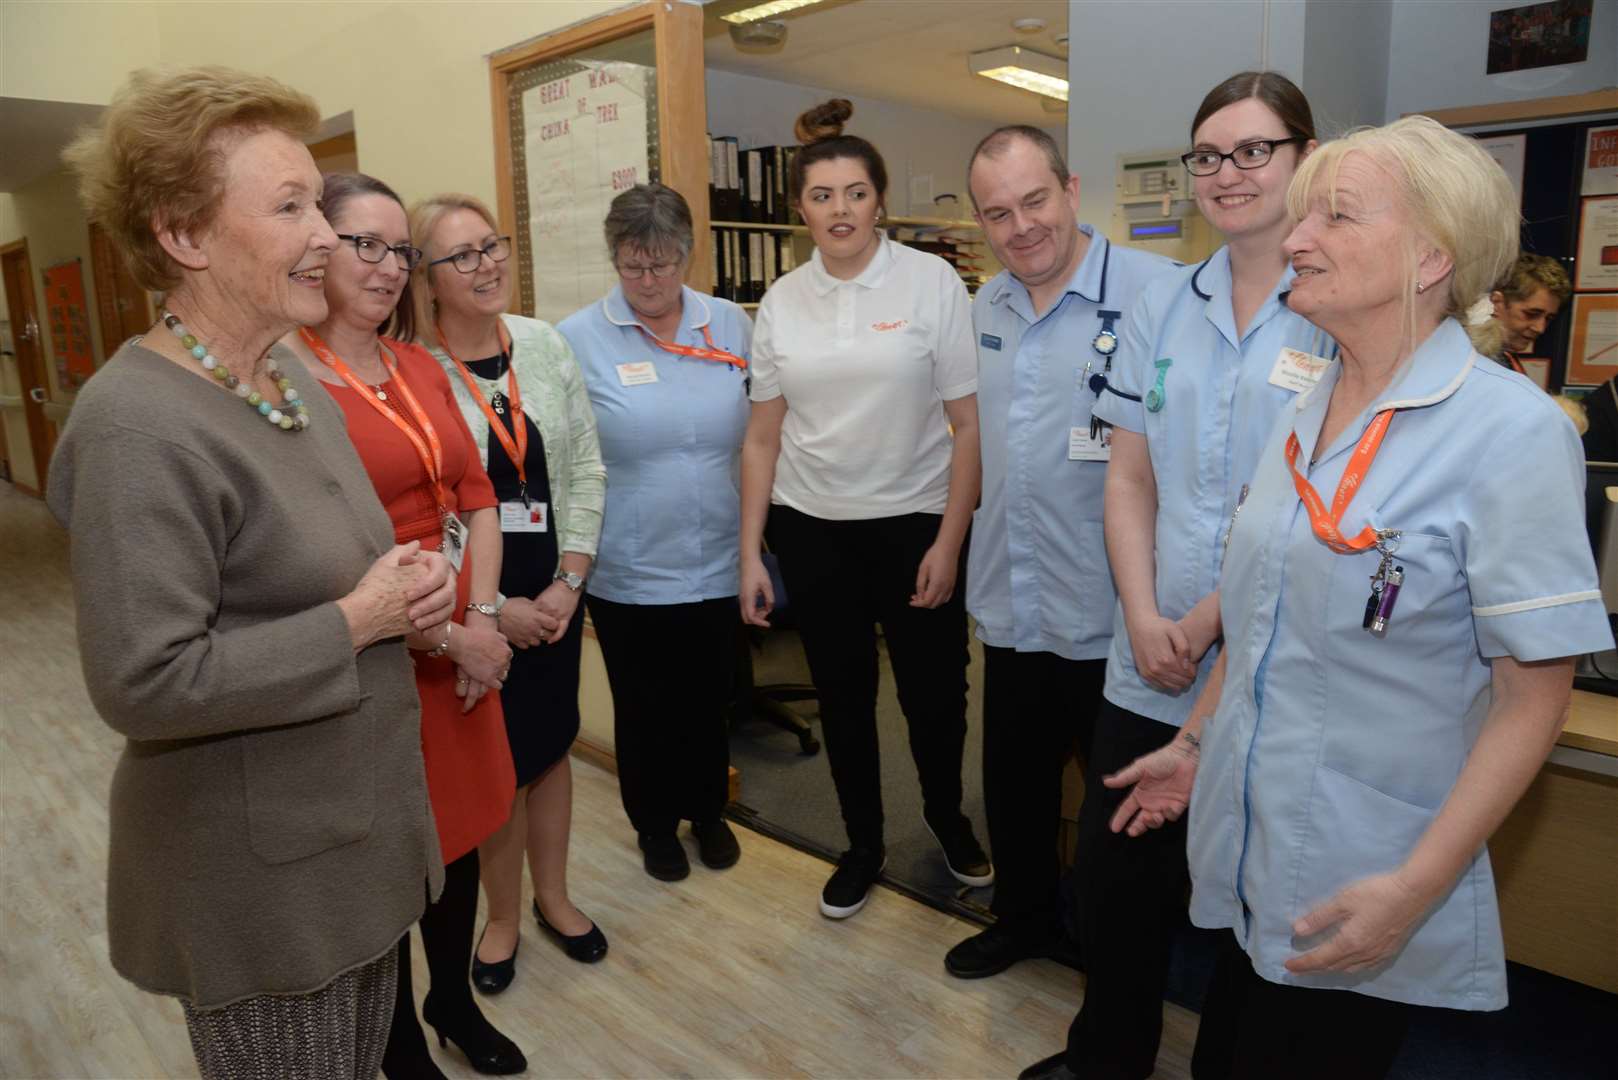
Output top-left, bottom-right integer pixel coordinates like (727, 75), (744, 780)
(488, 0), (710, 300)
(0, 238), (51, 496)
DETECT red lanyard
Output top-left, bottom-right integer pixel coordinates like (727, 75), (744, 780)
(1503, 351), (1526, 376)
(1283, 409), (1394, 554)
(438, 321), (529, 498)
(300, 328), (446, 509)
(638, 323), (747, 369)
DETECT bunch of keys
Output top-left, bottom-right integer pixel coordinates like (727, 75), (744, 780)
(1362, 530), (1404, 635)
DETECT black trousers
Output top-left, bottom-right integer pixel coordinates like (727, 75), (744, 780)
(383, 848), (480, 1070)
(586, 594), (736, 836)
(765, 505), (970, 851)
(1191, 931), (1413, 1079)
(981, 646), (1105, 933)
(1065, 699), (1191, 1079)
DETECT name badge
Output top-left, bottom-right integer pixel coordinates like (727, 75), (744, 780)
(616, 362), (659, 387)
(500, 500), (548, 533)
(1268, 347), (1332, 393)
(1069, 425), (1112, 462)
(980, 333), (1003, 351)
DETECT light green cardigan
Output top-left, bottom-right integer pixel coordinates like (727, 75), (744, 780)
(431, 313), (606, 568)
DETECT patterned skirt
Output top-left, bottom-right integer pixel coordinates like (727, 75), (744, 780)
(180, 943), (397, 1080)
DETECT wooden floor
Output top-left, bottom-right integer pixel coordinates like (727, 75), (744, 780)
(0, 482), (1199, 1079)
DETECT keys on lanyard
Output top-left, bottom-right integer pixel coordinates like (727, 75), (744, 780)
(1086, 309), (1122, 440)
(1361, 530), (1404, 635)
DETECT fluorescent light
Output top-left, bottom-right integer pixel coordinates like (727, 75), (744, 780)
(969, 45), (1069, 103)
(721, 0), (825, 24)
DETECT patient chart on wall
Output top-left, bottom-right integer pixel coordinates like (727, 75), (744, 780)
(522, 61), (652, 324)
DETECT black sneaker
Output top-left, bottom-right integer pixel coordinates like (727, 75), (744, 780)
(638, 831), (690, 881)
(819, 847), (886, 919)
(692, 819), (741, 869)
(924, 816), (994, 887)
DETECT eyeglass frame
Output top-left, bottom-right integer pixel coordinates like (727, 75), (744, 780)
(427, 235), (513, 274)
(614, 259), (684, 281)
(335, 233), (425, 271)
(1180, 136), (1307, 177)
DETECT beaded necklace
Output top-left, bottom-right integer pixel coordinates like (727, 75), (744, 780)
(159, 311), (310, 431)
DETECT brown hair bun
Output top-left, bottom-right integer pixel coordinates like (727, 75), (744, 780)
(795, 99), (853, 145)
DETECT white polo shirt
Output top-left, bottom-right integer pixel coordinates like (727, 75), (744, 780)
(749, 235), (977, 520)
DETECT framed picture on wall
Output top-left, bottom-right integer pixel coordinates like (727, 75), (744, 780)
(1567, 293), (1618, 386)
(1575, 195), (1618, 292)
(1486, 1), (1593, 74)
(1583, 124), (1618, 196)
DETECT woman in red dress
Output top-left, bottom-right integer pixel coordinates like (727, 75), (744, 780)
(283, 172), (523, 1078)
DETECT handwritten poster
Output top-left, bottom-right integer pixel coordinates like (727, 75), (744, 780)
(520, 61), (653, 323)
(1581, 125), (1618, 197)
(43, 259), (95, 387)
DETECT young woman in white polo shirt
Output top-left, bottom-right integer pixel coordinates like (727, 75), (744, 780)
(739, 99), (990, 919)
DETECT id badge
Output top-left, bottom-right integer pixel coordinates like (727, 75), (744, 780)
(1268, 347), (1331, 393)
(442, 513), (468, 573)
(1069, 425), (1112, 462)
(500, 500), (548, 533)
(616, 361), (658, 387)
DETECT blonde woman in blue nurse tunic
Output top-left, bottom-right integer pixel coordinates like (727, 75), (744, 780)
(1107, 118), (1613, 1080)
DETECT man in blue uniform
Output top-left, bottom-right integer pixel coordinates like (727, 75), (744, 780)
(947, 126), (1175, 979)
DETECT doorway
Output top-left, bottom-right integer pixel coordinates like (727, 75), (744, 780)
(0, 240), (53, 495)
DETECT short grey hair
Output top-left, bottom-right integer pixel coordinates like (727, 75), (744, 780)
(603, 182), (693, 264)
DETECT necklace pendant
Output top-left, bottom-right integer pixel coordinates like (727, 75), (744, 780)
(375, 388), (388, 401)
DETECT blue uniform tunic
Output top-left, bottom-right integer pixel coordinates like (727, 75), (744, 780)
(1090, 247), (1336, 726)
(558, 285), (752, 604)
(1190, 318), (1613, 1009)
(968, 227), (1175, 660)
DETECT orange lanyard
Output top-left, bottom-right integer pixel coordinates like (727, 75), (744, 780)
(638, 323), (747, 369)
(301, 328), (446, 508)
(438, 321), (530, 500)
(1283, 409), (1394, 554)
(1503, 351), (1526, 376)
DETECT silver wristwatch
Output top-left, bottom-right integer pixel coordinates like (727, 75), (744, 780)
(465, 601), (500, 617)
(554, 569), (585, 592)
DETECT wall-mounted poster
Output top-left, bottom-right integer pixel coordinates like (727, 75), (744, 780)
(512, 59), (655, 324)
(1477, 132), (1527, 205)
(42, 258), (95, 388)
(1567, 293), (1618, 385)
(1575, 195), (1618, 292)
(1583, 125), (1618, 197)
(1486, 1), (1593, 74)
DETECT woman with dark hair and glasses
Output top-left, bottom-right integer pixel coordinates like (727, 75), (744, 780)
(411, 193), (608, 994)
(739, 99), (989, 921)
(282, 173), (523, 1077)
(557, 182), (753, 883)
(1020, 72), (1329, 1080)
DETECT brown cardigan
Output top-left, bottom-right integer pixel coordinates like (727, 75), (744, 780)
(47, 342), (444, 1009)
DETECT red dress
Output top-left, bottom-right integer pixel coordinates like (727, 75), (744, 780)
(326, 338), (516, 864)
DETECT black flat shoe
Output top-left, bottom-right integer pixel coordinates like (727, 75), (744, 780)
(692, 819), (741, 869)
(420, 994), (526, 1076)
(470, 925), (517, 995)
(533, 898), (608, 963)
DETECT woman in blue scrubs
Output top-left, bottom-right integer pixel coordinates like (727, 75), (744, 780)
(1108, 118), (1613, 1078)
(1021, 72), (1327, 1080)
(558, 184), (753, 884)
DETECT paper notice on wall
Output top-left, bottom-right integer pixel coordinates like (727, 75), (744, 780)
(1582, 125), (1618, 197)
(1477, 133), (1526, 206)
(522, 62), (652, 323)
(1575, 195), (1618, 292)
(1567, 293), (1618, 385)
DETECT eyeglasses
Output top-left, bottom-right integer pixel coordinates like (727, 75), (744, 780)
(1181, 137), (1306, 176)
(615, 261), (682, 281)
(428, 236), (512, 274)
(336, 233), (424, 271)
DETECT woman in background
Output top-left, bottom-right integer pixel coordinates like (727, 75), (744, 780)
(412, 193), (609, 988)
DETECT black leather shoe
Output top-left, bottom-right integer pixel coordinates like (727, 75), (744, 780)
(533, 899), (608, 963)
(945, 922), (1056, 979)
(421, 994), (526, 1076)
(693, 819), (741, 869)
(639, 830), (691, 881)
(470, 926), (517, 995)
(1018, 1051), (1080, 1080)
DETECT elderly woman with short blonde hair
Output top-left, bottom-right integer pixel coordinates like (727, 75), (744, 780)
(52, 66), (454, 1078)
(1107, 115), (1612, 1078)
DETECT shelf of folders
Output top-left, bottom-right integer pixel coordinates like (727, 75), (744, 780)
(707, 135), (992, 305)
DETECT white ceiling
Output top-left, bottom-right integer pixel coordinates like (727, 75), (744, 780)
(703, 0), (1070, 128)
(0, 98), (105, 192)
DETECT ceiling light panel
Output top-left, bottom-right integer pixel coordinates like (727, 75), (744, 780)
(721, 0), (826, 24)
(968, 45), (1069, 102)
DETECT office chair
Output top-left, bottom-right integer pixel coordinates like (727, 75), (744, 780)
(729, 552), (820, 755)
